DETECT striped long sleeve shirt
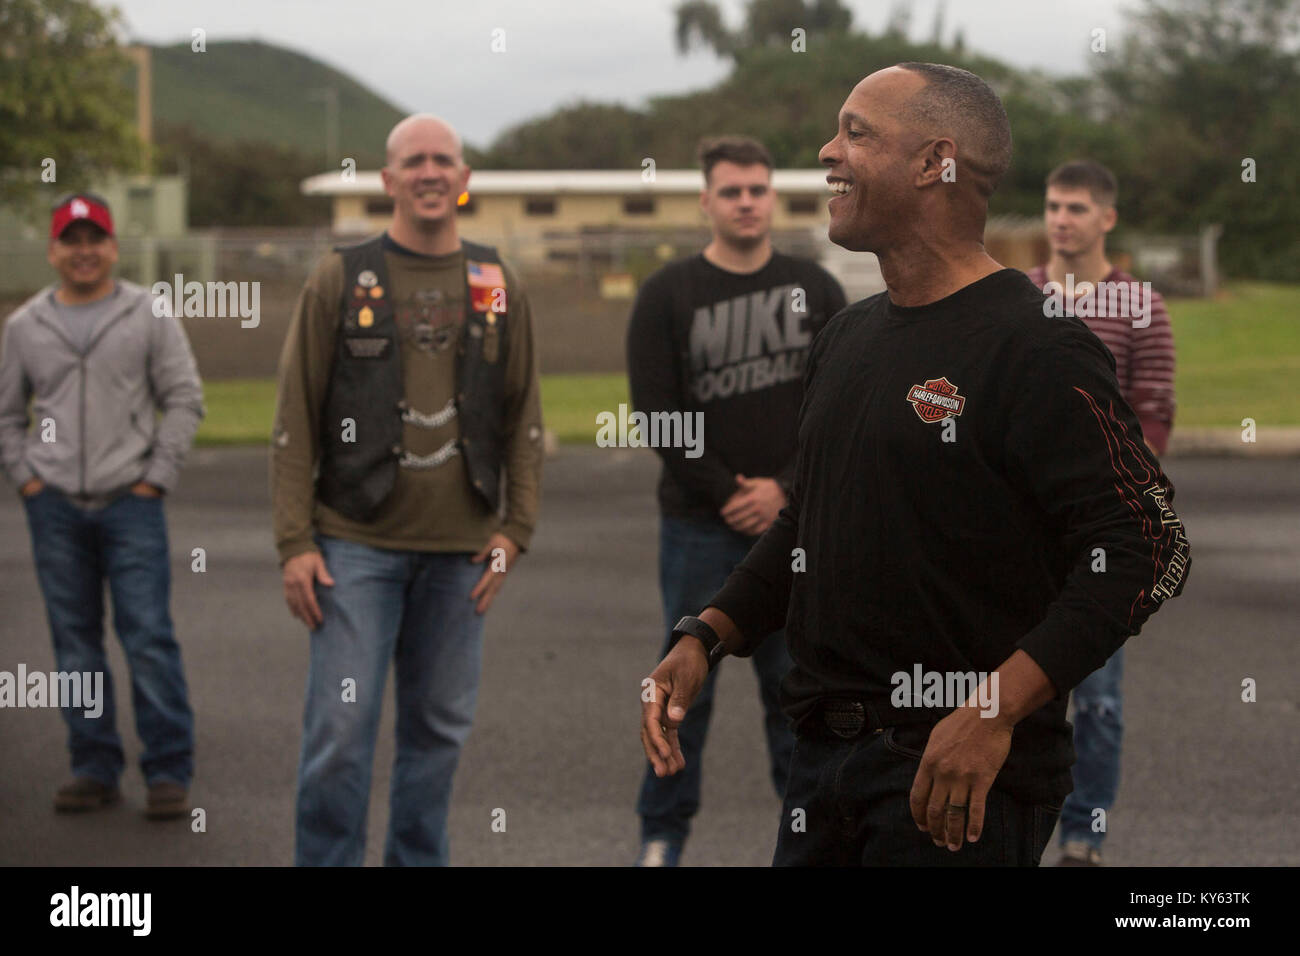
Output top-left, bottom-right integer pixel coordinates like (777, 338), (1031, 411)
(1024, 265), (1176, 454)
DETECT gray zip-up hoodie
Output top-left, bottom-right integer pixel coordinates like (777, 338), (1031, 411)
(0, 279), (204, 497)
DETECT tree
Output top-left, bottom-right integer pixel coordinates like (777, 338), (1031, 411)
(675, 0), (737, 57)
(929, 0), (947, 46)
(883, 0), (913, 39)
(153, 123), (330, 228)
(481, 103), (653, 170)
(1094, 0), (1300, 278)
(0, 0), (140, 210)
(674, 0), (853, 58)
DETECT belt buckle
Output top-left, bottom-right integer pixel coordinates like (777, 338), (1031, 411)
(822, 700), (866, 739)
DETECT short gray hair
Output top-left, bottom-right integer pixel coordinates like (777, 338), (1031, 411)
(895, 62), (1012, 198)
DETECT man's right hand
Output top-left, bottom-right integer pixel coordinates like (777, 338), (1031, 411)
(720, 474), (786, 537)
(19, 478), (43, 497)
(639, 636), (710, 778)
(282, 550), (335, 630)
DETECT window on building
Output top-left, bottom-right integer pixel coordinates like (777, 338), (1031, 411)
(126, 185), (154, 233)
(786, 196), (818, 215)
(457, 195), (477, 215)
(525, 197), (556, 216)
(623, 196), (655, 216)
(366, 199), (394, 216)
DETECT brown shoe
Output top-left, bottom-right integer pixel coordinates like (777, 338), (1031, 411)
(54, 777), (121, 813)
(145, 781), (190, 820)
(1056, 840), (1104, 866)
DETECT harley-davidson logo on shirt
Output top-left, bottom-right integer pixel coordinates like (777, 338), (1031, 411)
(907, 377), (966, 422)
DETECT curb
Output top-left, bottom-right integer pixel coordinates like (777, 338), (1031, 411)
(1166, 427), (1300, 458)
(546, 428), (1300, 459)
(190, 428), (1300, 460)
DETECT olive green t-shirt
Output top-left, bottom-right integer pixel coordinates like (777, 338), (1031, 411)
(270, 236), (543, 562)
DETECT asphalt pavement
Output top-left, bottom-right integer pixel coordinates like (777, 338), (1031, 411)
(1, 447), (1296, 866)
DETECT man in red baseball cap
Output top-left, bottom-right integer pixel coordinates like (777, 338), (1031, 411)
(0, 190), (204, 820)
(47, 193), (118, 303)
(50, 192), (116, 238)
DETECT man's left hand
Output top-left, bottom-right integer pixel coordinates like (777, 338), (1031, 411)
(131, 481), (163, 498)
(469, 533), (520, 614)
(908, 705), (1013, 852)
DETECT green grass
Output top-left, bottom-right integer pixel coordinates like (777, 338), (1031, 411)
(539, 373), (630, 444)
(195, 282), (1300, 446)
(197, 373), (630, 447)
(196, 378), (280, 445)
(1165, 282), (1300, 426)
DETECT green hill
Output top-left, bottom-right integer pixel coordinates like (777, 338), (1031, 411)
(130, 39), (408, 168)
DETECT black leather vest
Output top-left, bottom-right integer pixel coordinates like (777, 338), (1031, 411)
(316, 234), (510, 522)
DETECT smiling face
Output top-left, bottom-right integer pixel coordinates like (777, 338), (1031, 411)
(700, 161), (774, 248)
(1044, 185), (1116, 258)
(47, 220), (117, 295)
(818, 68), (929, 253)
(381, 117), (471, 232)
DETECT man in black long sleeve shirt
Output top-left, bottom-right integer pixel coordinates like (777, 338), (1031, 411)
(626, 136), (845, 866)
(639, 64), (1190, 867)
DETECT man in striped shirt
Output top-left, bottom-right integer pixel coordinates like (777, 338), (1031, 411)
(1024, 159), (1177, 865)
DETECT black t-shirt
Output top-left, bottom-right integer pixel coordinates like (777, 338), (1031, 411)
(708, 269), (1192, 806)
(626, 252), (846, 521)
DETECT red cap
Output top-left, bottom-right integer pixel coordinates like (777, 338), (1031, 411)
(50, 194), (115, 239)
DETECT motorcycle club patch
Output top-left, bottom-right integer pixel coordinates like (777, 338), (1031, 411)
(906, 376), (966, 422)
(344, 336), (390, 359)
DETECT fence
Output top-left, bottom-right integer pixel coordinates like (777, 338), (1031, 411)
(0, 223), (1218, 378)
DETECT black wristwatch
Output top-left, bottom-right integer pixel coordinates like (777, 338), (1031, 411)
(670, 615), (728, 672)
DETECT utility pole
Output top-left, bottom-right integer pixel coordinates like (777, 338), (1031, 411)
(309, 87), (339, 169)
(125, 45), (153, 170)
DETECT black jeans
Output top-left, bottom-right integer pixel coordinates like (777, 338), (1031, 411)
(773, 721), (1060, 866)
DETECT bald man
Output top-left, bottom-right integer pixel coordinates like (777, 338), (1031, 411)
(272, 114), (543, 866)
(639, 64), (1191, 866)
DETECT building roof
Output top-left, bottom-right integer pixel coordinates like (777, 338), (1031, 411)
(301, 169), (835, 197)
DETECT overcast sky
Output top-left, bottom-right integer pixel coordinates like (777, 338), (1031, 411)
(109, 0), (1131, 147)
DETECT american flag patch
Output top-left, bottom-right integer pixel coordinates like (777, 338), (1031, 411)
(471, 285), (506, 313)
(467, 261), (505, 288)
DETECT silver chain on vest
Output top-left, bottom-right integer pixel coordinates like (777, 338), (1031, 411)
(401, 398), (458, 429)
(398, 399), (459, 469)
(399, 439), (461, 471)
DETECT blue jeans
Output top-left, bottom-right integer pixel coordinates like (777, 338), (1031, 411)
(637, 515), (796, 845)
(774, 721), (1060, 865)
(22, 487), (193, 787)
(1059, 647), (1124, 849)
(294, 536), (487, 867)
